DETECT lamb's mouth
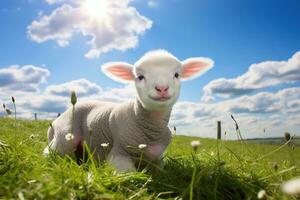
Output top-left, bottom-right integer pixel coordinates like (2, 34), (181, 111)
(149, 96), (171, 102)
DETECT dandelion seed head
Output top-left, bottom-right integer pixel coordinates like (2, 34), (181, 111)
(5, 108), (12, 115)
(257, 190), (267, 199)
(65, 133), (74, 141)
(191, 140), (201, 151)
(70, 91), (77, 106)
(281, 177), (300, 195)
(138, 144), (147, 149)
(191, 140), (201, 147)
(285, 132), (291, 142)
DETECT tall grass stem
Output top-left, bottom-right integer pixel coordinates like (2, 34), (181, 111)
(189, 153), (197, 200)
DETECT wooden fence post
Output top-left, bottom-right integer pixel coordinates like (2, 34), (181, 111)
(217, 121), (221, 140)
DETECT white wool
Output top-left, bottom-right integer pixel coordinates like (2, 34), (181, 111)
(44, 49), (213, 171)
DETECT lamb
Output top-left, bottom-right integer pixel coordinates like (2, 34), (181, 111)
(43, 49), (213, 171)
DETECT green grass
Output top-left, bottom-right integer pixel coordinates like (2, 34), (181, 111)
(0, 118), (299, 199)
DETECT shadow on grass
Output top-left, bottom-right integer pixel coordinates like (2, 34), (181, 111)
(146, 156), (266, 200)
(0, 136), (267, 200)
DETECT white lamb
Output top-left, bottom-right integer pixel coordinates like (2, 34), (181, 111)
(44, 50), (213, 171)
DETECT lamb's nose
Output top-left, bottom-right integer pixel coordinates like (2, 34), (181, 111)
(155, 85), (169, 93)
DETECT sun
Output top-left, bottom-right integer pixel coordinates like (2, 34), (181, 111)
(81, 0), (108, 19)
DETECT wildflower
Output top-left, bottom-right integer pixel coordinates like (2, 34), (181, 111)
(137, 144), (147, 170)
(210, 151), (215, 156)
(11, 96), (17, 121)
(231, 114), (239, 130)
(138, 144), (147, 149)
(70, 91), (77, 106)
(190, 140), (201, 151)
(285, 132), (291, 141)
(281, 177), (300, 195)
(5, 108), (12, 115)
(101, 143), (109, 148)
(257, 190), (267, 199)
(87, 171), (93, 184)
(65, 133), (74, 141)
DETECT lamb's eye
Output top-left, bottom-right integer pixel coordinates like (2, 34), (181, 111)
(138, 75), (145, 80)
(174, 72), (179, 79)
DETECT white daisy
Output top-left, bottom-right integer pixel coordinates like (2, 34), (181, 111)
(138, 144), (147, 149)
(281, 177), (300, 195)
(101, 143), (109, 148)
(257, 190), (266, 199)
(65, 133), (74, 141)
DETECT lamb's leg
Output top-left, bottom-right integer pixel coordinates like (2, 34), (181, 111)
(43, 123), (82, 157)
(44, 105), (85, 157)
(47, 126), (55, 142)
(108, 150), (136, 172)
(43, 126), (55, 156)
(43, 131), (80, 156)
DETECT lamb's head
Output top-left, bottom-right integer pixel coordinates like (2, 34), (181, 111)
(102, 50), (213, 110)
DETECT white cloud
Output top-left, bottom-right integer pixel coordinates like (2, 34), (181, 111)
(0, 63), (135, 119)
(1, 64), (299, 139)
(45, 79), (102, 97)
(148, 1), (158, 8)
(27, 0), (153, 58)
(1, 79), (135, 119)
(170, 87), (300, 139)
(46, 0), (65, 4)
(0, 65), (50, 93)
(99, 84), (135, 102)
(203, 51), (300, 98)
(19, 95), (68, 113)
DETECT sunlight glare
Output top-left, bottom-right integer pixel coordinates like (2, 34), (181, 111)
(81, 0), (108, 19)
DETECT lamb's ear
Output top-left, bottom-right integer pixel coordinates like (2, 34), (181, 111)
(101, 62), (134, 83)
(181, 57), (214, 81)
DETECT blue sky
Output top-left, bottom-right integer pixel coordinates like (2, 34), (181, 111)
(0, 0), (300, 139)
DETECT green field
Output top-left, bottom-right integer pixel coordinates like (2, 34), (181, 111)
(0, 118), (299, 199)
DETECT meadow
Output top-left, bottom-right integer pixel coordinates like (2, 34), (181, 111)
(0, 118), (299, 199)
